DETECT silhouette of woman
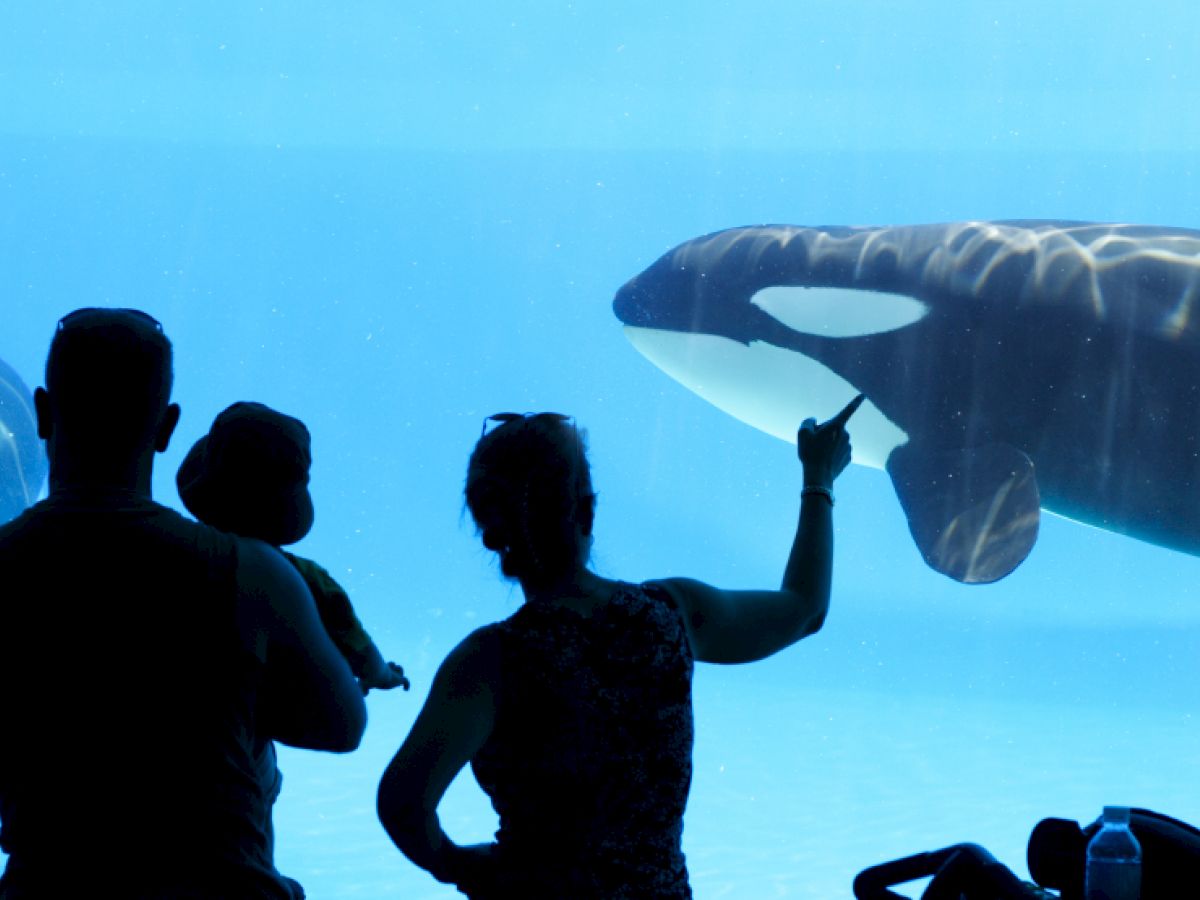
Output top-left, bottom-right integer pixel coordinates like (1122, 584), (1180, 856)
(378, 398), (860, 898)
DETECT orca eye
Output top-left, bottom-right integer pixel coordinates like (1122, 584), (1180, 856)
(750, 286), (928, 338)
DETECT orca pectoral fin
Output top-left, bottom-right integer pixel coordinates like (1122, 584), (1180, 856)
(885, 443), (1041, 584)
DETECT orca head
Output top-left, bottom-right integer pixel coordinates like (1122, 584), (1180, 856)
(613, 248), (737, 337)
(614, 229), (932, 468)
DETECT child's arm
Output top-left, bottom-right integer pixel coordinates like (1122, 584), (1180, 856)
(284, 551), (411, 693)
(359, 644), (411, 693)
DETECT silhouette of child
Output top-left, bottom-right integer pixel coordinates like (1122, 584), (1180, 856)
(178, 401), (408, 694)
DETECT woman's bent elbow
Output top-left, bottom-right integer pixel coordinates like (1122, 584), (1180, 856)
(805, 609), (828, 637)
(377, 783), (427, 851)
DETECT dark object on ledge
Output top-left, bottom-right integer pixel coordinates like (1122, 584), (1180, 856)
(854, 842), (1051, 899)
(1028, 808), (1200, 900)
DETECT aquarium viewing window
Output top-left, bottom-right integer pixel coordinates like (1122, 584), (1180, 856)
(2, 3), (1198, 897)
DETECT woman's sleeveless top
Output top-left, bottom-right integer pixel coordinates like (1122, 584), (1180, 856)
(471, 581), (694, 898)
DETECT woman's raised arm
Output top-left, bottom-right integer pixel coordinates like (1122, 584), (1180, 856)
(654, 395), (860, 665)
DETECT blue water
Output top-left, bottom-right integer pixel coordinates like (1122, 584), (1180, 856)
(4, 3), (1200, 897)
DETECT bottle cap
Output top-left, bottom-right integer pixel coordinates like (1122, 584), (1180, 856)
(1102, 806), (1132, 825)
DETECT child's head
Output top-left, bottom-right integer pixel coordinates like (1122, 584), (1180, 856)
(177, 401), (314, 545)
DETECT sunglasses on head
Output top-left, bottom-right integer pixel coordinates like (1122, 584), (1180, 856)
(481, 412), (573, 438)
(58, 308), (163, 333)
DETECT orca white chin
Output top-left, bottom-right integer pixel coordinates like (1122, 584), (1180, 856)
(624, 325), (908, 469)
(750, 286), (928, 338)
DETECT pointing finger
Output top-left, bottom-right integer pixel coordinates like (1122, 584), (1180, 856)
(829, 393), (865, 429)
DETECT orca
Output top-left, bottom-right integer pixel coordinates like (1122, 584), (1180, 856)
(613, 221), (1200, 583)
(0, 356), (46, 526)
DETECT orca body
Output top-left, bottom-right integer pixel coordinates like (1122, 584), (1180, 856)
(614, 221), (1200, 582)
(0, 356), (46, 526)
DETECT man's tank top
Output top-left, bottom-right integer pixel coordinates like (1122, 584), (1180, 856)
(0, 489), (299, 898)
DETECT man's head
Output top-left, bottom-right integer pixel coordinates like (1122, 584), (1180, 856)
(36, 308), (180, 480)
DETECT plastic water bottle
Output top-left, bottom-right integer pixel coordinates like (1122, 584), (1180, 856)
(1085, 806), (1142, 900)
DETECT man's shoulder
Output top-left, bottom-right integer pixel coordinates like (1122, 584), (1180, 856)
(0, 505), (35, 542)
(280, 551), (346, 599)
(0, 492), (240, 561)
(120, 495), (243, 556)
(0, 497), (62, 548)
(236, 540), (312, 608)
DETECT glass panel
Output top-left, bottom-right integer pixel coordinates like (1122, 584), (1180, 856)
(3, 3), (1198, 897)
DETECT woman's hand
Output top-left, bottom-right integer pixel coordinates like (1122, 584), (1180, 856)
(797, 393), (862, 488)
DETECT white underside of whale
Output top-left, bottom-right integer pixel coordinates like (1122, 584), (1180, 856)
(623, 325), (908, 470)
(623, 285), (921, 469)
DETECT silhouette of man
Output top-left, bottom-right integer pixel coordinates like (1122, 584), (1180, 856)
(0, 309), (366, 898)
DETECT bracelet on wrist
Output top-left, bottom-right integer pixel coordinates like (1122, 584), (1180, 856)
(801, 485), (834, 507)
